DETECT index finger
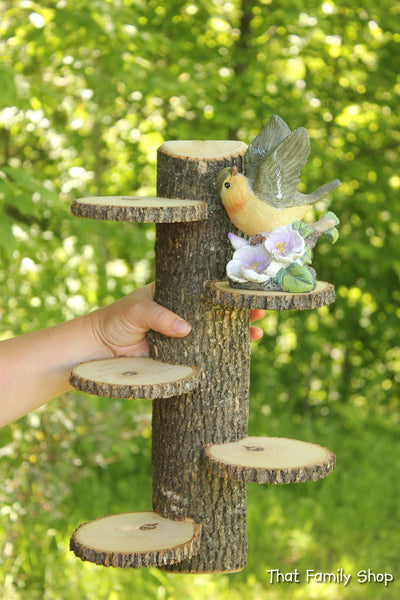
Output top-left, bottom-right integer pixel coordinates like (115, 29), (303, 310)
(250, 309), (265, 322)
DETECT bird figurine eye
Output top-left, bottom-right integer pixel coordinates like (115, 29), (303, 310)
(224, 182), (231, 189)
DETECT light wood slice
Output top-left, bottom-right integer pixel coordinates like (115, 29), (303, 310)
(71, 196), (208, 222)
(70, 357), (201, 399)
(70, 511), (201, 568)
(205, 280), (335, 310)
(161, 140), (247, 159)
(204, 436), (335, 484)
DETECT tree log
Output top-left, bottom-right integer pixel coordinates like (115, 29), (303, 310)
(148, 140), (250, 573)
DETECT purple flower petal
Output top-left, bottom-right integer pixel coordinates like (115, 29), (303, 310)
(242, 268), (270, 282)
(264, 225), (305, 262)
(228, 232), (248, 250)
(226, 259), (248, 282)
(232, 244), (272, 273)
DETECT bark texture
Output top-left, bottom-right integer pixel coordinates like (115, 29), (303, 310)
(71, 196), (208, 222)
(148, 143), (250, 573)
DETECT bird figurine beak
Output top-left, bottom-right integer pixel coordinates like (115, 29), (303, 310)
(229, 166), (238, 176)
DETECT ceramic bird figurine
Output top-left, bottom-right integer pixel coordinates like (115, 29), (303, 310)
(217, 115), (341, 236)
(218, 115), (341, 294)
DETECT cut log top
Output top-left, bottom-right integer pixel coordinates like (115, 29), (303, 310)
(71, 196), (208, 223)
(205, 280), (335, 310)
(70, 511), (201, 569)
(70, 357), (201, 400)
(204, 436), (336, 484)
(161, 140), (247, 159)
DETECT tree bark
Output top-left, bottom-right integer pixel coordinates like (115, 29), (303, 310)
(148, 141), (250, 573)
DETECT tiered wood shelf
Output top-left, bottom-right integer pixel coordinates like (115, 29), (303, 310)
(70, 357), (201, 399)
(205, 280), (335, 310)
(71, 196), (208, 223)
(70, 512), (201, 568)
(69, 138), (336, 573)
(204, 436), (336, 484)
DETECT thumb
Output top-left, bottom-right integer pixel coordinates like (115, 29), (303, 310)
(134, 300), (192, 337)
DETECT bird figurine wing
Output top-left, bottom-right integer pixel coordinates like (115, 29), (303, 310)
(245, 114), (291, 184)
(252, 126), (311, 208)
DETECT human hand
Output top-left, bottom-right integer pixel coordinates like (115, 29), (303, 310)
(88, 283), (191, 358)
(89, 283), (264, 358)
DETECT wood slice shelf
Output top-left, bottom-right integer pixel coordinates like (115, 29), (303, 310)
(71, 196), (208, 223)
(204, 436), (335, 484)
(70, 511), (201, 568)
(70, 357), (201, 399)
(205, 280), (335, 310)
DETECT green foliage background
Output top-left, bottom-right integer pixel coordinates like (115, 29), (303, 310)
(0, 0), (399, 598)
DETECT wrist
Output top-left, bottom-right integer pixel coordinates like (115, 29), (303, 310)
(83, 308), (116, 360)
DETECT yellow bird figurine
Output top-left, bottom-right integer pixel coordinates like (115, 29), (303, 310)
(217, 115), (341, 236)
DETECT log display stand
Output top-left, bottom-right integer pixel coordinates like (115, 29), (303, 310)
(69, 140), (336, 573)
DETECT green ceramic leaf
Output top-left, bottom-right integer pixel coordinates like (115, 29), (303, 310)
(291, 221), (315, 238)
(323, 227), (340, 244)
(322, 211), (340, 227)
(301, 246), (313, 264)
(276, 263), (315, 293)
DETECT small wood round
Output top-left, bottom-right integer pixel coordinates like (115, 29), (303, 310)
(71, 196), (208, 222)
(205, 280), (335, 310)
(204, 436), (336, 484)
(70, 511), (201, 568)
(70, 357), (201, 399)
(161, 140), (247, 159)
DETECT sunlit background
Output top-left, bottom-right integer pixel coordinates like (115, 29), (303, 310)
(0, 0), (399, 598)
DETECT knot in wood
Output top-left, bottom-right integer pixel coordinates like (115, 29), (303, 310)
(139, 522), (159, 531)
(198, 159), (207, 174)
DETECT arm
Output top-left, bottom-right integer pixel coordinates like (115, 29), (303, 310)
(0, 284), (191, 428)
(0, 283), (264, 428)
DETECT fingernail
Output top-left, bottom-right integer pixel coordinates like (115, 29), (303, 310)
(173, 319), (192, 335)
